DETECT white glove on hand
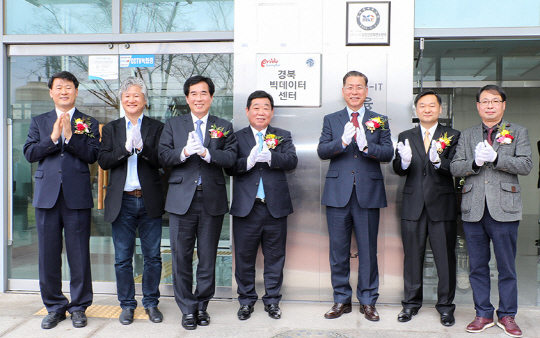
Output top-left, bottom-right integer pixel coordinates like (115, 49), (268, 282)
(429, 140), (440, 163)
(193, 133), (206, 156)
(397, 139), (412, 168)
(356, 126), (367, 151)
(184, 132), (204, 157)
(132, 126), (143, 150)
(474, 142), (485, 167)
(246, 144), (259, 169)
(477, 140), (498, 163)
(341, 122), (356, 146)
(125, 131), (134, 153)
(256, 142), (272, 163)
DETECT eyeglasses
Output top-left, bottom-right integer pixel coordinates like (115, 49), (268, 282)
(344, 85), (366, 92)
(479, 99), (503, 106)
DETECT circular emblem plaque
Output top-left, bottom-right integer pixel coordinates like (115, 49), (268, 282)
(356, 7), (380, 31)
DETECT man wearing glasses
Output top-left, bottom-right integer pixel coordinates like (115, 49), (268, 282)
(451, 85), (532, 338)
(318, 71), (393, 322)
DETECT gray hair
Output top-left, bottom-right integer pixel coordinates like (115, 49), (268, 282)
(119, 76), (148, 101)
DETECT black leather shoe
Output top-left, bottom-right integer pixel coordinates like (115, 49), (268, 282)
(145, 307), (163, 323)
(119, 308), (135, 325)
(197, 310), (210, 326)
(397, 308), (418, 322)
(264, 303), (282, 319)
(440, 312), (455, 327)
(71, 310), (87, 328)
(182, 314), (197, 330)
(41, 311), (66, 329)
(237, 305), (254, 320)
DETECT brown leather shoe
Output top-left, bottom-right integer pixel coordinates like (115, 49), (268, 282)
(360, 305), (380, 321)
(324, 303), (352, 319)
(497, 316), (523, 337)
(466, 316), (494, 333)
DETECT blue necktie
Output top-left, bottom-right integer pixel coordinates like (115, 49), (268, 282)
(196, 120), (203, 185)
(256, 132), (265, 199)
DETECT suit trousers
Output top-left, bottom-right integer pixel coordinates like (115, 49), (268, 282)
(233, 200), (287, 306)
(326, 188), (380, 305)
(112, 194), (162, 309)
(463, 207), (519, 319)
(35, 187), (93, 313)
(169, 190), (224, 315)
(401, 208), (456, 314)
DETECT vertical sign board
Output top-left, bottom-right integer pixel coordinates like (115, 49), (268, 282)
(256, 54), (321, 107)
(347, 53), (387, 117)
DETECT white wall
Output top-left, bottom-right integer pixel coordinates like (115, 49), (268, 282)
(233, 0), (414, 303)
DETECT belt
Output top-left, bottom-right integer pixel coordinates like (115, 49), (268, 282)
(124, 190), (142, 197)
(196, 184), (203, 191)
(255, 197), (266, 204)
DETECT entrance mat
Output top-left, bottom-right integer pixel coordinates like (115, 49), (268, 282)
(272, 330), (351, 338)
(35, 305), (150, 319)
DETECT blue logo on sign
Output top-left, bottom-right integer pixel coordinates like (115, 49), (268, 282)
(306, 58), (315, 67)
(120, 55), (155, 68)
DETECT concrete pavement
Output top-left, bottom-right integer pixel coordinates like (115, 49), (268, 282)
(0, 292), (539, 338)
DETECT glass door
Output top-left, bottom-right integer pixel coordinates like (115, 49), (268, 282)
(7, 43), (234, 297)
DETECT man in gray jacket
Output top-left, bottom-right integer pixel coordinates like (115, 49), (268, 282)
(450, 85), (532, 338)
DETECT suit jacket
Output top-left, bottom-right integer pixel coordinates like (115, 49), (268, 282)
(23, 109), (100, 209)
(98, 116), (165, 222)
(158, 114), (237, 216)
(318, 108), (393, 208)
(225, 125), (298, 218)
(450, 119), (532, 222)
(393, 124), (460, 222)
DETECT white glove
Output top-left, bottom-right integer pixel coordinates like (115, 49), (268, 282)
(193, 133), (207, 156)
(125, 131), (134, 153)
(256, 142), (272, 163)
(132, 126), (143, 150)
(246, 144), (259, 169)
(477, 140), (498, 163)
(184, 132), (204, 157)
(429, 140), (440, 163)
(474, 142), (485, 167)
(341, 122), (356, 146)
(397, 139), (412, 168)
(356, 126), (367, 151)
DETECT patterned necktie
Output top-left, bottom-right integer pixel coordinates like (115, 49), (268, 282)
(486, 127), (494, 146)
(195, 120), (204, 143)
(196, 120), (203, 185)
(256, 132), (265, 200)
(351, 112), (360, 128)
(424, 130), (430, 153)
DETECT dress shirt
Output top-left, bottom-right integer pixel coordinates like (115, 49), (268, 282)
(53, 107), (76, 145)
(124, 115), (143, 192)
(180, 112), (211, 163)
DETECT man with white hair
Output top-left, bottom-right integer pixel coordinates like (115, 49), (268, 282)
(98, 77), (165, 325)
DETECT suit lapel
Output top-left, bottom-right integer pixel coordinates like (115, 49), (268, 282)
(242, 127), (257, 149)
(140, 115), (150, 141)
(117, 117), (127, 145)
(473, 124), (484, 150)
(204, 115), (214, 148)
(182, 114), (194, 141)
(410, 126), (426, 161)
(46, 110), (57, 137)
(338, 108), (350, 127)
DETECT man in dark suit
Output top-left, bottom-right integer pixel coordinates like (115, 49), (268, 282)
(98, 77), (165, 325)
(451, 85), (532, 338)
(318, 71), (393, 321)
(23, 71), (100, 329)
(393, 90), (460, 326)
(158, 75), (237, 330)
(225, 90), (297, 321)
